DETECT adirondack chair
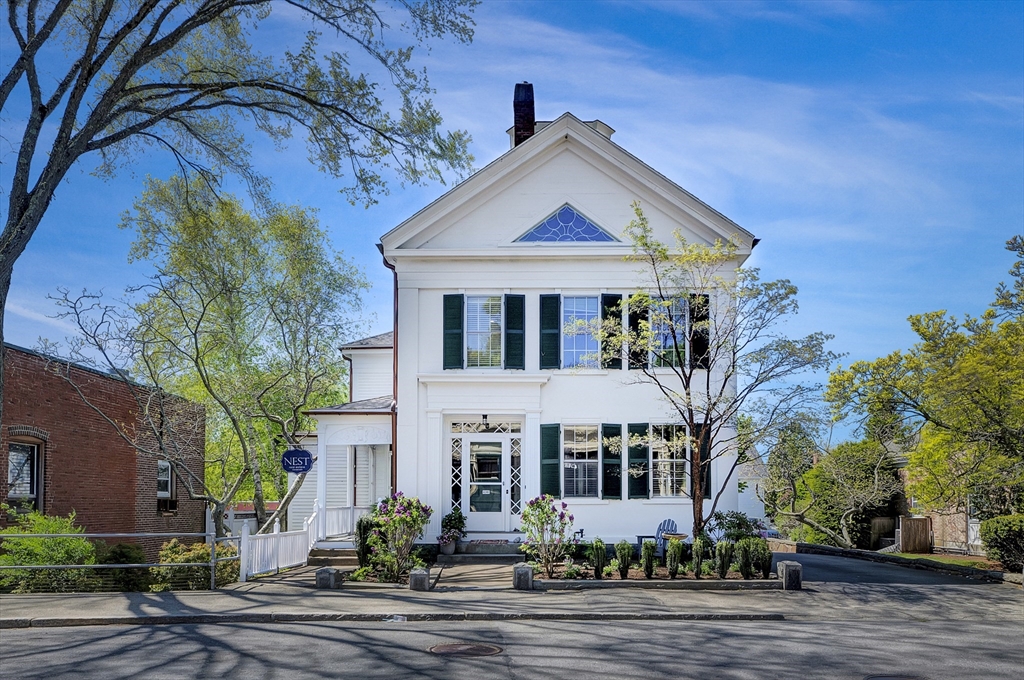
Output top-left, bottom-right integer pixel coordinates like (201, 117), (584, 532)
(655, 518), (678, 558)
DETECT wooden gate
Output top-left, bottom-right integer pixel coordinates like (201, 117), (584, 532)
(899, 516), (932, 553)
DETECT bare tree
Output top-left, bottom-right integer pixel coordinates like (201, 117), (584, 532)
(1, 0), (477, 425)
(595, 203), (839, 536)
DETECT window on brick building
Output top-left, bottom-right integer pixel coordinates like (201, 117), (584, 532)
(157, 460), (178, 512)
(7, 442), (39, 510)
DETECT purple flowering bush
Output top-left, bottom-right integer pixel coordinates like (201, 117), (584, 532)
(367, 492), (432, 582)
(519, 495), (575, 578)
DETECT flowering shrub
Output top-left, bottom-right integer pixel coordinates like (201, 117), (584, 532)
(519, 495), (575, 578)
(368, 492), (432, 582)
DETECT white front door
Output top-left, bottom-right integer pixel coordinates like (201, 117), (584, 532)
(465, 437), (507, 532)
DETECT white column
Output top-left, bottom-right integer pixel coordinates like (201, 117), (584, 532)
(425, 409), (443, 537)
(524, 410), (542, 502)
(316, 427), (327, 541)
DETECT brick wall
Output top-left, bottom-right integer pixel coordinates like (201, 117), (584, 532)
(1, 346), (205, 550)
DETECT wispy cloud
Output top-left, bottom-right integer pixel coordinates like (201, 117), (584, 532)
(4, 302), (78, 336)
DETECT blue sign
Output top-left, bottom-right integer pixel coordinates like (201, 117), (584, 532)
(281, 449), (313, 474)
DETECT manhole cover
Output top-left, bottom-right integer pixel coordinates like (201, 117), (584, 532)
(429, 643), (503, 657)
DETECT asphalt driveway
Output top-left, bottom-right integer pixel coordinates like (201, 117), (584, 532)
(778, 552), (1000, 586)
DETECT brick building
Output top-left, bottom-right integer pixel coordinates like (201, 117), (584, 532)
(1, 344), (206, 546)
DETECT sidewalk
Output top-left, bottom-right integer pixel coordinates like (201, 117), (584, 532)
(1, 562), (1020, 629)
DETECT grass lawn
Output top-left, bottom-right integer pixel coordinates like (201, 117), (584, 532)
(893, 553), (1001, 570)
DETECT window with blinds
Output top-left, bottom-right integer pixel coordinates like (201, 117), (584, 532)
(651, 424), (688, 497)
(466, 295), (502, 368)
(563, 425), (599, 498)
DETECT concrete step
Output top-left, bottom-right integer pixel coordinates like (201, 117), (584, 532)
(308, 556), (361, 567)
(309, 548), (357, 558)
(437, 553), (523, 566)
(456, 541), (525, 555)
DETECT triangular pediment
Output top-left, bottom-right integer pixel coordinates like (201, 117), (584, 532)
(514, 204), (619, 243)
(380, 113), (755, 258)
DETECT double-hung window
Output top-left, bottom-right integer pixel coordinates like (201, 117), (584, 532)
(652, 299), (686, 368)
(7, 442), (38, 507)
(562, 296), (599, 368)
(651, 424), (688, 497)
(466, 296), (502, 368)
(563, 425), (599, 497)
(157, 460), (177, 512)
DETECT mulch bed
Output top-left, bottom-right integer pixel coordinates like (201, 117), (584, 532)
(545, 564), (751, 581)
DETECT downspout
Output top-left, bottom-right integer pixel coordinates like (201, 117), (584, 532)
(378, 243), (398, 495)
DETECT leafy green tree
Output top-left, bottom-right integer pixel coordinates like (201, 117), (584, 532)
(594, 203), (839, 536)
(49, 176), (366, 535)
(0, 505), (97, 593)
(1, 0), (477, 426)
(827, 237), (1024, 516)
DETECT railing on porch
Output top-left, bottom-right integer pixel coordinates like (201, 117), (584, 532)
(325, 505), (372, 538)
(239, 518), (309, 581)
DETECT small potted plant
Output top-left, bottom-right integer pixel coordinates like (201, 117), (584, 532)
(437, 506), (467, 555)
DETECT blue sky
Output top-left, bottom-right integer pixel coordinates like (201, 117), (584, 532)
(5, 0), (1023, 376)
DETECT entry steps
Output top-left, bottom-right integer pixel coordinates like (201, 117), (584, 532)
(308, 548), (360, 568)
(436, 541), (524, 566)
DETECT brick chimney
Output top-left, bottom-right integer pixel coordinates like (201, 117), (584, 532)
(513, 82), (535, 147)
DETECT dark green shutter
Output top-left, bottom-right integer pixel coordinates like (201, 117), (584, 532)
(601, 423), (622, 500)
(504, 294), (525, 370)
(600, 294), (623, 370)
(627, 423), (650, 499)
(540, 423), (561, 498)
(689, 294), (710, 370)
(539, 294), (561, 370)
(627, 300), (648, 370)
(443, 294), (464, 370)
(691, 424), (712, 498)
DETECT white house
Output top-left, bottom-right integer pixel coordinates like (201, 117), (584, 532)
(293, 83), (757, 546)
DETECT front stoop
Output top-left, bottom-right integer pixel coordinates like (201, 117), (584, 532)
(436, 541), (524, 566)
(308, 548), (360, 568)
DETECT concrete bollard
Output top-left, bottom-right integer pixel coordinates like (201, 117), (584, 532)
(409, 567), (431, 591)
(777, 560), (803, 590)
(513, 562), (534, 591)
(316, 567), (343, 589)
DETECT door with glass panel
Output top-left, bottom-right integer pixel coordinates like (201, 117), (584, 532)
(464, 437), (507, 532)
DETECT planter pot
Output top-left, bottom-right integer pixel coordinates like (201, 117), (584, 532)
(440, 541), (456, 556)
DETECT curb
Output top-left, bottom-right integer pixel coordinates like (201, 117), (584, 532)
(0, 611), (785, 629)
(533, 579), (782, 591)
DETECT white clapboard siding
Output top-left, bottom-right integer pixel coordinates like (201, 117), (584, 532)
(355, 445), (372, 507)
(287, 468), (317, 533)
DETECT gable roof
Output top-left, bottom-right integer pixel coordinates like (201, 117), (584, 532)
(381, 112), (755, 257)
(341, 331), (393, 351)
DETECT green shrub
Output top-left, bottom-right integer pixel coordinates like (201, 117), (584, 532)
(562, 558), (583, 579)
(692, 535), (711, 580)
(615, 540), (633, 578)
(519, 496), (574, 579)
(348, 566), (372, 582)
(354, 514), (376, 568)
(735, 538), (755, 579)
(149, 539), (238, 590)
(980, 514), (1024, 571)
(715, 540), (734, 579)
(750, 537), (773, 579)
(707, 511), (764, 543)
(0, 507), (97, 593)
(666, 538), (683, 579)
(590, 538), (607, 580)
(641, 540), (656, 579)
(368, 492), (432, 582)
(98, 543), (151, 592)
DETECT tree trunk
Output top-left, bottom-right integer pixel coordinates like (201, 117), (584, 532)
(0, 270), (9, 430)
(257, 471), (308, 535)
(250, 446), (268, 529)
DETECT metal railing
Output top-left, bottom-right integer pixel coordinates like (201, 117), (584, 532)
(0, 530), (235, 592)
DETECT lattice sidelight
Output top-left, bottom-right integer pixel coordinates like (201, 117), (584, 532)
(510, 437), (522, 514)
(451, 438), (463, 508)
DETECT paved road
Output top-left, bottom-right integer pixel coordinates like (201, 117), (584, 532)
(2, 619), (1022, 679)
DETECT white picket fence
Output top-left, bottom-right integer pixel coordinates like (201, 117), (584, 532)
(239, 518), (310, 582)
